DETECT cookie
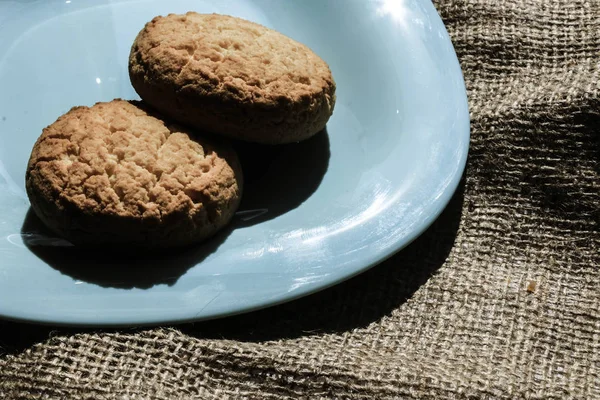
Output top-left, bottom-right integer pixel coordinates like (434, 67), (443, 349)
(26, 99), (243, 248)
(129, 12), (336, 144)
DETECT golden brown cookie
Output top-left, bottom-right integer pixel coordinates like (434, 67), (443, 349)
(26, 99), (243, 248)
(129, 12), (336, 144)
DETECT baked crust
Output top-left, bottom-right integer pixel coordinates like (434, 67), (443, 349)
(129, 12), (336, 144)
(25, 99), (243, 247)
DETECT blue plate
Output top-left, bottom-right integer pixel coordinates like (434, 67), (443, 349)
(0, 0), (469, 326)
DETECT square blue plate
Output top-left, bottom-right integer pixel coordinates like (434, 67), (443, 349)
(0, 0), (469, 326)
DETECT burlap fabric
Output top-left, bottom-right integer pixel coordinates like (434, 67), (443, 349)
(1, 0), (599, 398)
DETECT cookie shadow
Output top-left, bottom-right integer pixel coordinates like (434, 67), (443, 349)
(20, 209), (231, 290)
(232, 128), (330, 225)
(18, 129), (330, 290)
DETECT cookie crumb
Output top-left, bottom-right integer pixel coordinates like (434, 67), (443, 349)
(527, 280), (536, 293)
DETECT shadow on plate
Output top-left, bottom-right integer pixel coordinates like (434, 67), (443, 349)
(20, 209), (231, 290)
(18, 129), (330, 290)
(233, 128), (330, 225)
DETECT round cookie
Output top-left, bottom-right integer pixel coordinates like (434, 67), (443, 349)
(26, 99), (243, 248)
(129, 12), (336, 144)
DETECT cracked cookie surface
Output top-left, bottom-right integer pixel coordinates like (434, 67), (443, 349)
(26, 99), (243, 248)
(129, 12), (336, 144)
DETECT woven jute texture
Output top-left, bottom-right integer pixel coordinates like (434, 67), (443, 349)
(1, 0), (599, 398)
